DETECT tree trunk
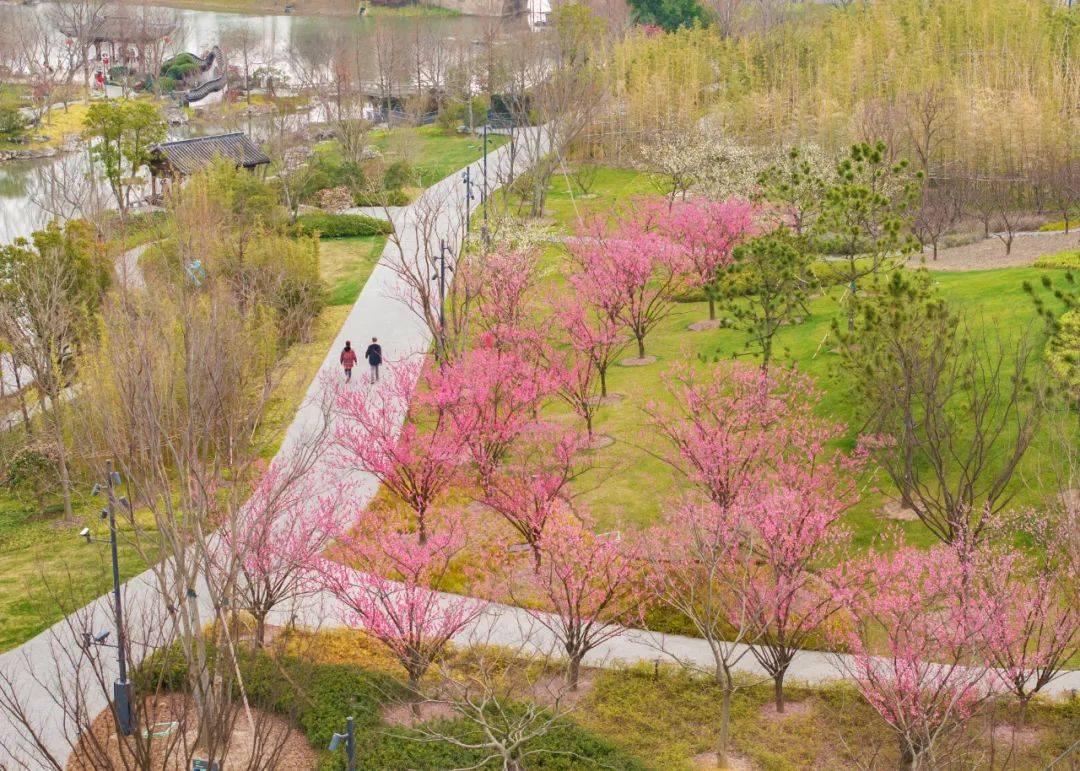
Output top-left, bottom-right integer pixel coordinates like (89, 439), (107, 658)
(12, 365), (32, 440)
(636, 335), (646, 360)
(45, 395), (74, 523)
(898, 739), (917, 771)
(773, 672), (785, 713)
(254, 613), (266, 649)
(567, 655), (582, 691)
(708, 296), (716, 321)
(931, 242), (938, 261)
(716, 686), (732, 768)
(598, 366), (608, 398)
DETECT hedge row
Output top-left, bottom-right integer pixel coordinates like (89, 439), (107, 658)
(352, 189), (410, 207)
(294, 213), (394, 239)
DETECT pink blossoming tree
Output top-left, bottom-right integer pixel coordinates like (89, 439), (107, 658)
(426, 340), (557, 481)
(334, 361), (463, 544)
(646, 362), (813, 507)
(323, 508), (485, 707)
(645, 498), (758, 769)
(555, 293), (627, 402)
(569, 212), (686, 360)
(224, 463), (343, 647)
(836, 544), (997, 769)
(479, 426), (587, 567)
(651, 197), (757, 321)
(739, 454), (858, 712)
(976, 511), (1080, 711)
(518, 516), (643, 690)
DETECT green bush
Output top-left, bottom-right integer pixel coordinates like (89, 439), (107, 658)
(0, 102), (27, 141)
(136, 645), (646, 771)
(302, 151), (367, 201)
(161, 52), (202, 82)
(809, 258), (878, 286)
(382, 160), (417, 190)
(1033, 250), (1080, 270)
(294, 213), (393, 239)
(352, 189), (410, 207)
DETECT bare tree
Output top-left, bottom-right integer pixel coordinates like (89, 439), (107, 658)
(904, 86), (953, 175)
(49, 0), (110, 100)
(222, 23), (262, 107)
(842, 284), (1043, 543)
(407, 639), (585, 771)
(913, 177), (965, 261)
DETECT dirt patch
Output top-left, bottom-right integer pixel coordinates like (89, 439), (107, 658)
(587, 434), (615, 450)
(588, 392), (626, 406)
(691, 751), (757, 770)
(69, 693), (317, 770)
(688, 319), (724, 332)
(383, 699), (457, 728)
(759, 699), (813, 722)
(992, 722), (1044, 749)
(618, 356), (658, 367)
(881, 500), (919, 522)
(908, 230), (1079, 271)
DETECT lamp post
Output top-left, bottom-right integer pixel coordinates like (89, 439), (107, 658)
(482, 122), (489, 245)
(80, 460), (135, 735)
(435, 238), (449, 330)
(461, 166), (473, 234)
(329, 716), (356, 771)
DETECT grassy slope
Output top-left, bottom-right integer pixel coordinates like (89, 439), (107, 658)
(0, 234), (387, 651)
(0, 102), (91, 153)
(368, 125), (509, 188)
(528, 168), (1068, 549)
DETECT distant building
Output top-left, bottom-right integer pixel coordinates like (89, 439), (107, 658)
(148, 132), (270, 196)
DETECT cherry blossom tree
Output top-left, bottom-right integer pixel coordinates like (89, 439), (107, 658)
(479, 427), (588, 567)
(740, 448), (858, 712)
(323, 508), (485, 706)
(556, 294), (627, 400)
(334, 361), (463, 544)
(517, 516), (643, 690)
(977, 512), (1080, 711)
(835, 544), (997, 770)
(426, 340), (557, 481)
(645, 498), (757, 769)
(646, 362), (812, 507)
(223, 464), (343, 647)
(651, 197), (756, 321)
(569, 212), (686, 360)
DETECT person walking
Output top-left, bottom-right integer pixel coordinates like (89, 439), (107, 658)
(340, 340), (358, 383)
(365, 337), (383, 384)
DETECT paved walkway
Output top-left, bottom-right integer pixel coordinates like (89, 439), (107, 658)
(3, 130), (1079, 768)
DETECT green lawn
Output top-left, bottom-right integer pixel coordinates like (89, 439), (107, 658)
(320, 234), (387, 306)
(504, 166), (1074, 549)
(368, 125), (509, 188)
(0, 489), (150, 651)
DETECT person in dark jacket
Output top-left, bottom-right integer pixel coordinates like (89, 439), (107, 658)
(340, 340), (358, 382)
(364, 337), (383, 383)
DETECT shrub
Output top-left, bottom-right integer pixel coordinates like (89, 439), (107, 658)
(1033, 250), (1080, 270)
(352, 189), (410, 207)
(0, 102), (27, 141)
(294, 213), (393, 238)
(382, 160), (417, 190)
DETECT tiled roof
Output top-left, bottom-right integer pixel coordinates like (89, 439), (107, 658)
(151, 133), (270, 176)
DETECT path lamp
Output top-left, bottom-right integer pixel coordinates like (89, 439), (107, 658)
(80, 460), (135, 735)
(434, 239), (453, 330)
(482, 122), (490, 246)
(461, 166), (474, 234)
(328, 716), (356, 771)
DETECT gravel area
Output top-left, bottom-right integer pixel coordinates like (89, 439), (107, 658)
(909, 230), (1079, 271)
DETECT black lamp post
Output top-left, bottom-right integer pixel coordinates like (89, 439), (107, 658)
(81, 460), (135, 735)
(482, 122), (490, 245)
(329, 715), (356, 771)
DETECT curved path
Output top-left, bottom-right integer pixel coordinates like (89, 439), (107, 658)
(2, 131), (1079, 768)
